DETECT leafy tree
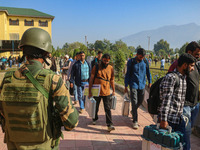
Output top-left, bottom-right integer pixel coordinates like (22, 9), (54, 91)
(61, 42), (87, 58)
(52, 46), (63, 57)
(128, 46), (135, 52)
(158, 49), (166, 57)
(154, 39), (170, 55)
(115, 50), (126, 81)
(179, 42), (189, 55)
(62, 42), (69, 54)
(94, 40), (105, 51)
(168, 48), (174, 55)
(73, 48), (80, 59)
(88, 43), (94, 50)
(197, 40), (200, 45)
(68, 42), (83, 51)
(111, 40), (130, 59)
(103, 39), (112, 50)
(174, 48), (179, 54)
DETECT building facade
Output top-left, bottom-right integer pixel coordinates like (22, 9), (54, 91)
(0, 6), (54, 58)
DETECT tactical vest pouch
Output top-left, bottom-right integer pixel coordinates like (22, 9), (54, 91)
(0, 77), (51, 142)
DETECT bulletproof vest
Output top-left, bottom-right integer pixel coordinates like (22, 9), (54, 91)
(0, 69), (54, 143)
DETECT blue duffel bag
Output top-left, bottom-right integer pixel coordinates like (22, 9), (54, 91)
(142, 124), (184, 149)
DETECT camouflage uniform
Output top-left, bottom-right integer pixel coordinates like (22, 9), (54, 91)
(0, 59), (79, 150)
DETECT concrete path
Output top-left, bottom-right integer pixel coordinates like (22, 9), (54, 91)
(0, 91), (200, 150)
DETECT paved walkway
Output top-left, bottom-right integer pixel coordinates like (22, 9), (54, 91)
(0, 91), (200, 150)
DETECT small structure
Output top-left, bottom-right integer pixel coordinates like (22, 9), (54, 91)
(0, 6), (54, 57)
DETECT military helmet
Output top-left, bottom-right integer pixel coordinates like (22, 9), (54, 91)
(19, 28), (52, 53)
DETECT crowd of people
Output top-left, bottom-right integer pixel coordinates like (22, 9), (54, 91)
(0, 27), (199, 150)
(0, 55), (22, 70)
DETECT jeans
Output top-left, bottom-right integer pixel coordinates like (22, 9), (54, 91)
(93, 95), (113, 126)
(160, 65), (164, 70)
(73, 82), (78, 101)
(130, 88), (145, 123)
(182, 103), (200, 150)
(9, 60), (12, 68)
(77, 82), (88, 109)
(168, 116), (186, 148)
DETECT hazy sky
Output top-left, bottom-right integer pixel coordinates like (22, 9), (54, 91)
(1, 0), (200, 48)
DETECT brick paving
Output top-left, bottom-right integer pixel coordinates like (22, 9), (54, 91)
(0, 91), (200, 150)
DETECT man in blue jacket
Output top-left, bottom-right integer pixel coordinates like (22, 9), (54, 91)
(70, 51), (91, 113)
(124, 48), (152, 129)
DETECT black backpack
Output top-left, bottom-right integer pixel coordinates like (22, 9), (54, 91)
(147, 72), (180, 115)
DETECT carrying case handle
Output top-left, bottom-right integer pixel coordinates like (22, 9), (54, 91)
(156, 123), (172, 133)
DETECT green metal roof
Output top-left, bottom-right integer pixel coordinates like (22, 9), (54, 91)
(0, 6), (54, 19)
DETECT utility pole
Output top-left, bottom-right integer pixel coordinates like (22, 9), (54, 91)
(85, 36), (88, 55)
(85, 36), (87, 47)
(147, 36), (150, 51)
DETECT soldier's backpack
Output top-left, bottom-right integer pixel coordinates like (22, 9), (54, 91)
(0, 67), (56, 143)
(147, 72), (180, 115)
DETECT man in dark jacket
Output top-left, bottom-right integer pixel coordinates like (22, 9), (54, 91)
(91, 51), (102, 68)
(168, 41), (200, 150)
(70, 51), (91, 113)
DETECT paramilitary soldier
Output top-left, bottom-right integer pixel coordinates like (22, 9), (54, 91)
(0, 28), (79, 150)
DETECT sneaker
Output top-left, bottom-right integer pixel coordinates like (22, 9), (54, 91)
(79, 109), (83, 114)
(92, 120), (96, 125)
(133, 122), (139, 129)
(107, 125), (115, 132)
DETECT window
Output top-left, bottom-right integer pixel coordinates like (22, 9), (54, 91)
(9, 19), (19, 25)
(39, 20), (48, 27)
(9, 33), (19, 40)
(24, 19), (34, 26)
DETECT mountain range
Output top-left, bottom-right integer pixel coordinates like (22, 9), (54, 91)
(119, 23), (200, 50)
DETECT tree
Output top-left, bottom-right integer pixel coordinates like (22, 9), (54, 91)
(110, 40), (130, 59)
(103, 39), (112, 50)
(179, 42), (189, 55)
(73, 48), (80, 58)
(174, 48), (179, 54)
(62, 42), (69, 54)
(61, 42), (87, 58)
(197, 40), (200, 45)
(128, 46), (135, 52)
(94, 40), (105, 51)
(168, 48), (174, 55)
(115, 50), (126, 81)
(154, 39), (170, 55)
(158, 49), (167, 58)
(88, 43), (94, 50)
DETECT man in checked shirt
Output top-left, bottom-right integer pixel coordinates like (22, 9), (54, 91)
(159, 53), (195, 149)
